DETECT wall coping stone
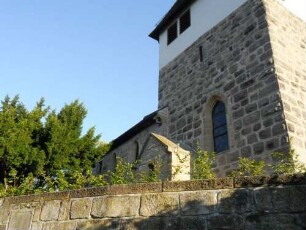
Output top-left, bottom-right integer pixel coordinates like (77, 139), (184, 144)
(1, 174), (305, 205)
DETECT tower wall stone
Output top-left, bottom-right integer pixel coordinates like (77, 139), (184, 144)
(157, 0), (306, 176)
(263, 0), (306, 164)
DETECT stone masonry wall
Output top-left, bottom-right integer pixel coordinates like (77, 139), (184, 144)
(263, 0), (306, 164)
(0, 174), (305, 230)
(157, 0), (303, 176)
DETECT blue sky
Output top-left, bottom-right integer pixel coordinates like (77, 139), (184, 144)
(0, 1), (175, 142)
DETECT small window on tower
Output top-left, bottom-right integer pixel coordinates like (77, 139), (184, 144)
(179, 10), (191, 34)
(167, 22), (177, 45)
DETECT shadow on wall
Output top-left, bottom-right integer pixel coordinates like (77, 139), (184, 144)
(77, 184), (305, 230)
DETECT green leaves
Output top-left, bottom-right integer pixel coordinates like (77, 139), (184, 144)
(271, 145), (306, 174)
(192, 145), (216, 180)
(230, 157), (266, 177)
(0, 95), (109, 191)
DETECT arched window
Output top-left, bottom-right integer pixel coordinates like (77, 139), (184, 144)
(113, 153), (117, 171)
(212, 101), (229, 153)
(133, 141), (140, 161)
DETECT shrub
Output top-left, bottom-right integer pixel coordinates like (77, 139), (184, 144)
(138, 157), (162, 183)
(192, 145), (216, 180)
(272, 145), (306, 174)
(230, 157), (265, 177)
(109, 157), (137, 185)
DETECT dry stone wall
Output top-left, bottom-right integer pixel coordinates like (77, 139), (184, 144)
(0, 174), (305, 230)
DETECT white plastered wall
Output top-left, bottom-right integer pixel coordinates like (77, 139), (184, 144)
(159, 0), (247, 69)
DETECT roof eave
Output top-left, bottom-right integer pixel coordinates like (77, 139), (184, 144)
(149, 0), (196, 41)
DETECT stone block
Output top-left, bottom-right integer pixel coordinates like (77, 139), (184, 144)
(58, 200), (70, 221)
(272, 123), (286, 136)
(254, 187), (273, 212)
(180, 191), (217, 215)
(42, 221), (76, 230)
(245, 103), (257, 113)
(18, 202), (41, 223)
(247, 133), (258, 144)
(241, 146), (252, 157)
(207, 215), (244, 229)
(0, 205), (10, 224)
(241, 126), (252, 135)
(270, 185), (306, 212)
(253, 123), (261, 131)
(219, 189), (254, 214)
(253, 142), (264, 155)
(266, 138), (279, 150)
(133, 217), (180, 230)
(77, 219), (121, 230)
(8, 209), (33, 230)
(245, 214), (301, 230)
(259, 128), (271, 139)
(227, 151), (239, 163)
(40, 200), (61, 221)
(140, 193), (179, 217)
(91, 195), (140, 218)
(31, 222), (43, 230)
(234, 89), (247, 103)
(299, 213), (306, 228)
(70, 198), (92, 219)
(243, 111), (260, 125)
(179, 217), (207, 230)
(233, 108), (245, 119)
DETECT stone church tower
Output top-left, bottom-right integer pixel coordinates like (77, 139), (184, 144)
(96, 0), (306, 178)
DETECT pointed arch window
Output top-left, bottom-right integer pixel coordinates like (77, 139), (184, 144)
(212, 101), (229, 153)
(132, 141), (140, 161)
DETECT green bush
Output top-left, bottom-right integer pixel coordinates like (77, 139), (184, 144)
(192, 145), (216, 180)
(272, 146), (306, 174)
(109, 157), (137, 185)
(230, 157), (266, 177)
(138, 157), (162, 183)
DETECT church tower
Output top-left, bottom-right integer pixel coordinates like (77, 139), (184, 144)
(150, 0), (306, 176)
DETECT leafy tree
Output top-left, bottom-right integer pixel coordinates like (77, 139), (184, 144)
(0, 96), (46, 189)
(41, 100), (108, 175)
(0, 95), (109, 192)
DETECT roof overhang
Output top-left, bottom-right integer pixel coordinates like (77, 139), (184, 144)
(149, 0), (196, 41)
(109, 108), (166, 151)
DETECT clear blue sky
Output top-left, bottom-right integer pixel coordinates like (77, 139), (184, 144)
(0, 1), (175, 142)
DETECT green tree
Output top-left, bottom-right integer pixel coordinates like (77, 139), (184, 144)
(0, 96), (108, 192)
(0, 96), (47, 189)
(41, 100), (108, 176)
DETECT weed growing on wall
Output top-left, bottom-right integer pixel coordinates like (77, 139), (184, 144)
(192, 145), (216, 180)
(271, 145), (306, 174)
(109, 157), (137, 185)
(230, 157), (266, 177)
(138, 157), (163, 183)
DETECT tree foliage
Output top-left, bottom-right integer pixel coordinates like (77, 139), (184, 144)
(0, 95), (108, 191)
